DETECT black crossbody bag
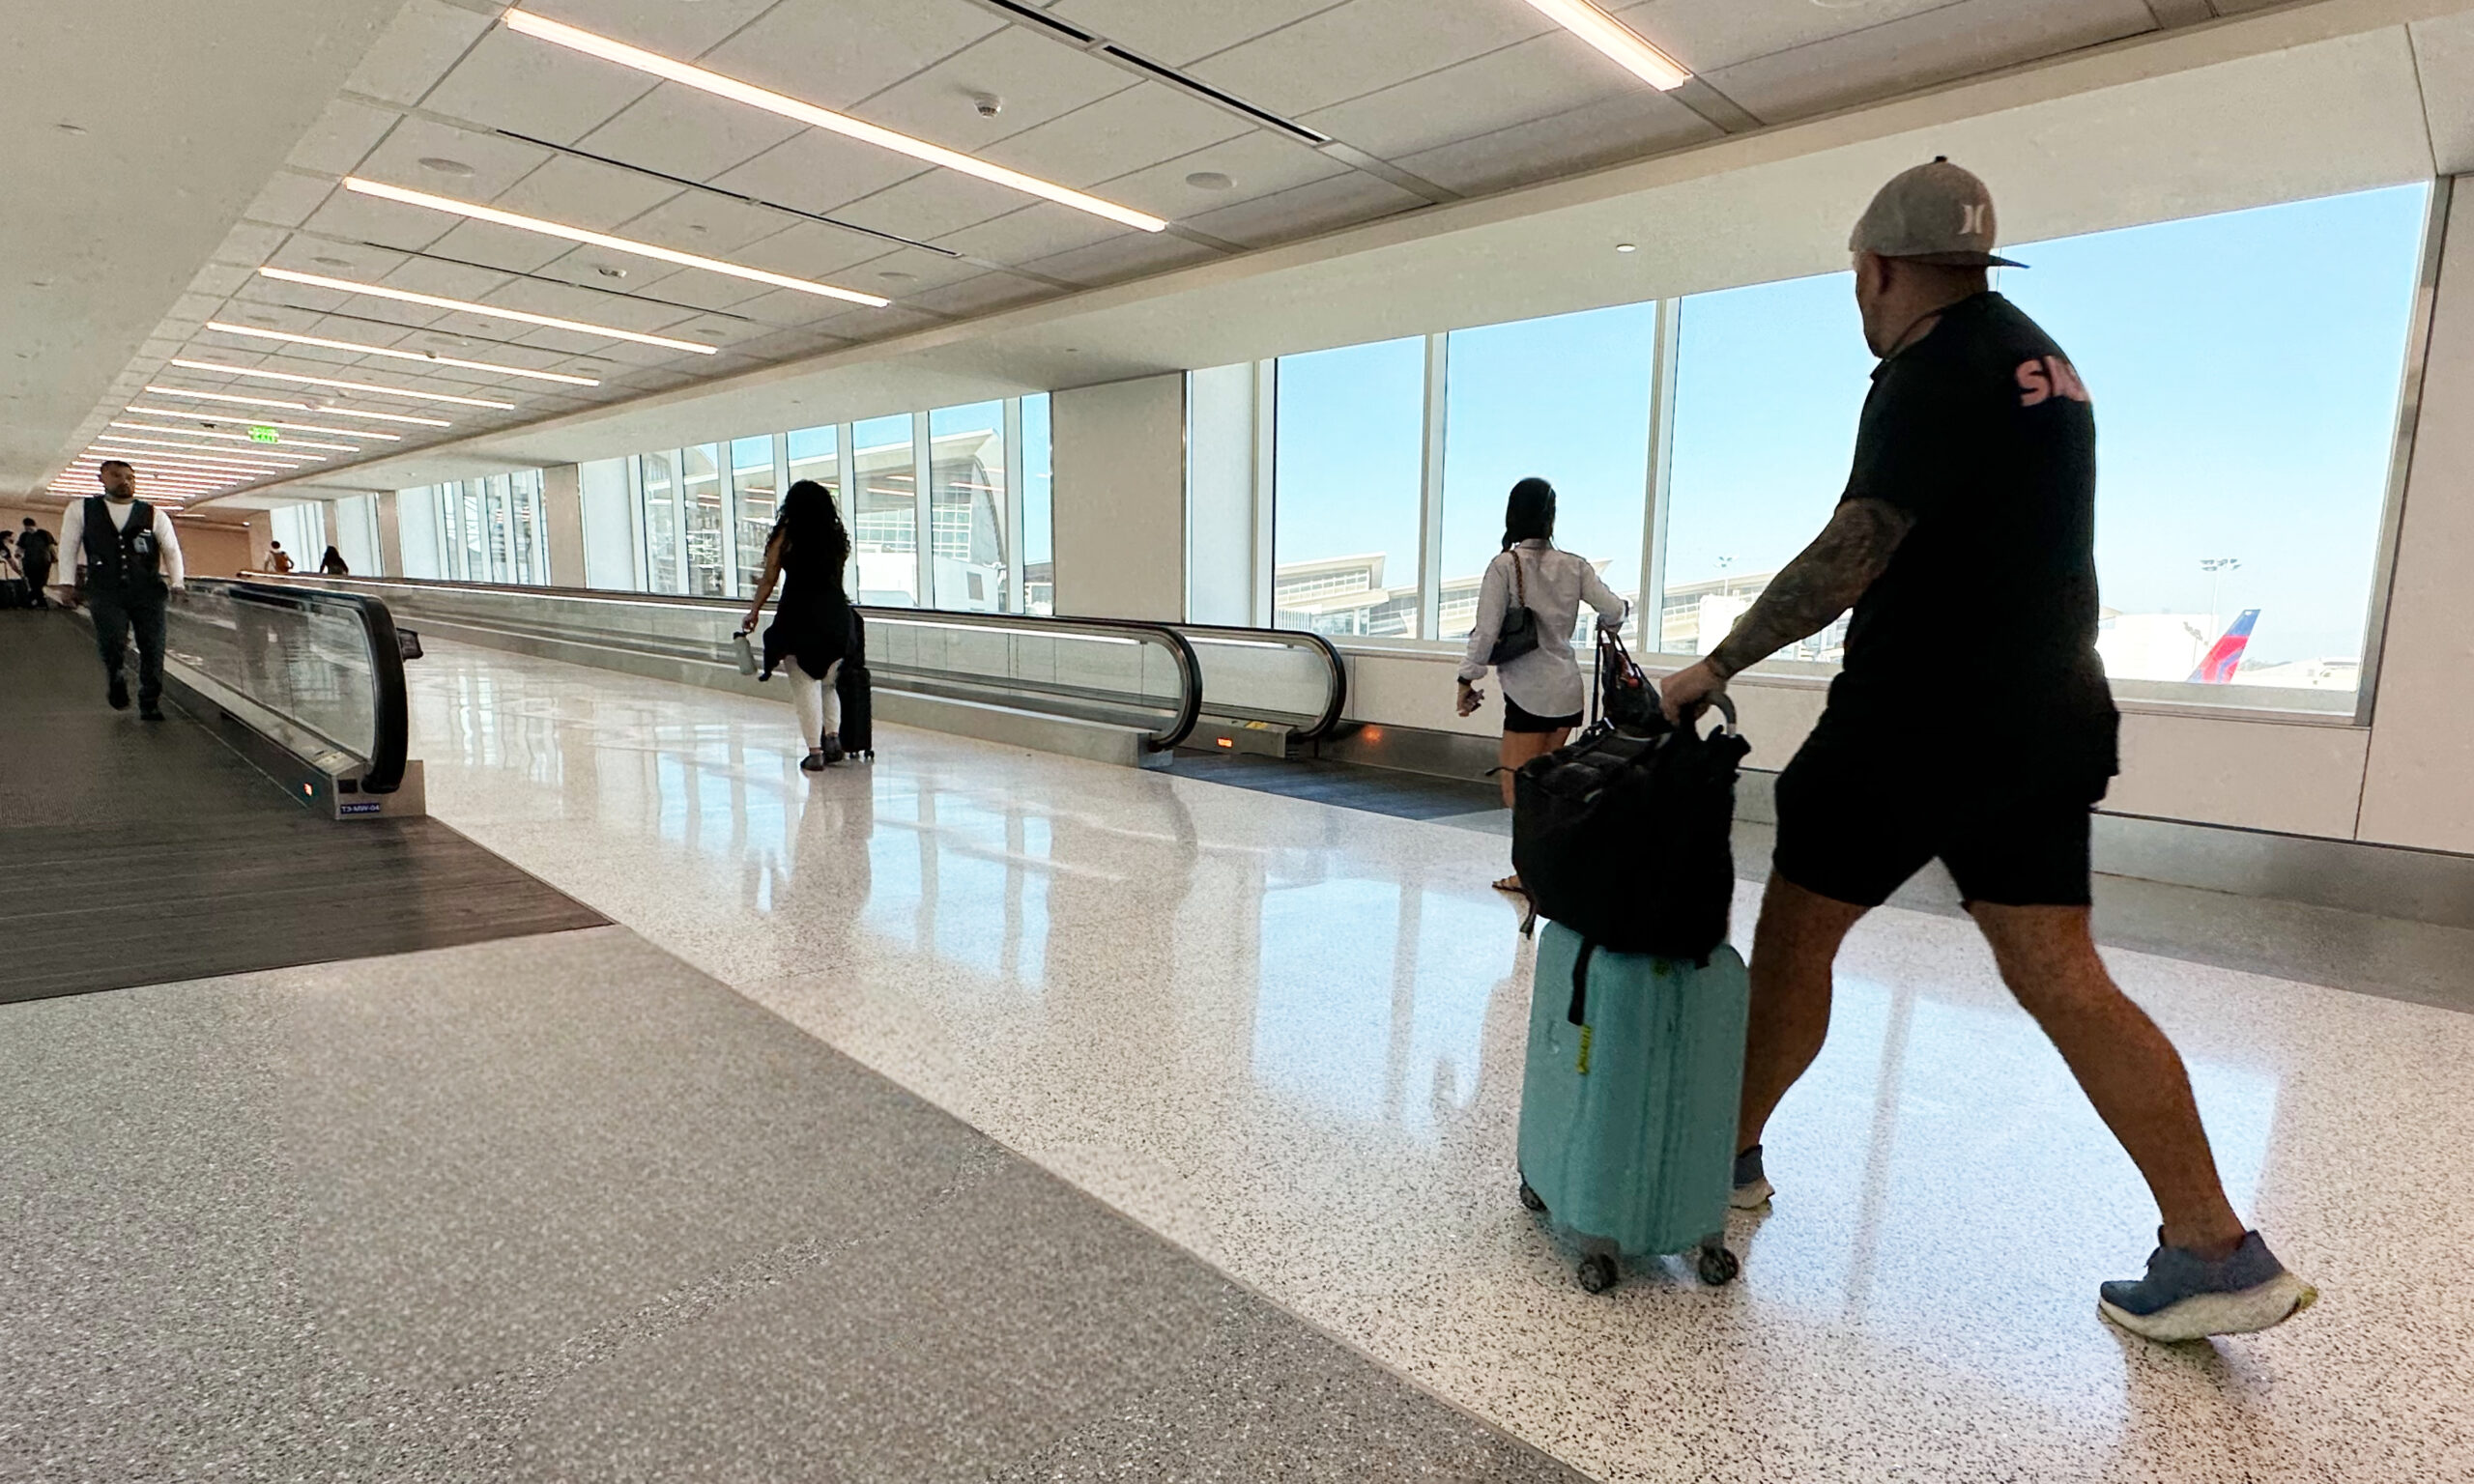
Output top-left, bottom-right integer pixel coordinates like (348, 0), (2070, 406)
(1485, 549), (1541, 667)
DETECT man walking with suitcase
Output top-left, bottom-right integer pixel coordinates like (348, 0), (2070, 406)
(51, 460), (187, 720)
(1658, 159), (2315, 1342)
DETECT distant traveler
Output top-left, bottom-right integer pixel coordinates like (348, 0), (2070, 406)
(738, 479), (853, 772)
(50, 460), (187, 721)
(1456, 477), (1627, 893)
(267, 541), (295, 574)
(18, 518), (57, 608)
(1657, 158), (2315, 1341)
(320, 545), (349, 576)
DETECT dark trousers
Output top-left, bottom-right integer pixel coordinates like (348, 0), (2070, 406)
(89, 585), (168, 703)
(22, 557), (51, 607)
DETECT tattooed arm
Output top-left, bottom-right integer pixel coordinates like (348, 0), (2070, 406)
(1660, 498), (1914, 719)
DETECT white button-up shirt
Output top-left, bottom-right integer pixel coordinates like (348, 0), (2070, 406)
(1456, 540), (1627, 719)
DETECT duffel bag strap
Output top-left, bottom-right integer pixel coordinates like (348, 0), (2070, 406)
(1567, 939), (1597, 1026)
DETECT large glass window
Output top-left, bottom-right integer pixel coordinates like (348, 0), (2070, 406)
(1663, 271), (1873, 663)
(731, 435), (779, 597)
(928, 400), (1006, 613)
(680, 442), (728, 598)
(850, 414), (918, 607)
(1999, 186), (2427, 707)
(507, 470), (545, 585)
(1273, 337), (1426, 637)
(1021, 394), (1053, 615)
(637, 450), (681, 594)
(1437, 303), (1654, 642)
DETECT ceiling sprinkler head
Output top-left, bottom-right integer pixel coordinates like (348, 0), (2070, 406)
(972, 93), (1002, 120)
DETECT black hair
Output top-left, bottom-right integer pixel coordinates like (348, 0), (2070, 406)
(1502, 477), (1556, 550)
(97, 459), (132, 474)
(772, 478), (851, 581)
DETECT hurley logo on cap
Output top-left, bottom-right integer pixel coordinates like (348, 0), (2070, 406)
(1850, 156), (2025, 270)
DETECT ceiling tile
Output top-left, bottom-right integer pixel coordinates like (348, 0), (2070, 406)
(900, 271), (1056, 320)
(733, 327), (857, 364)
(1015, 231), (1222, 288)
(344, 0), (495, 106)
(935, 203), (1122, 268)
(2413, 11), (2474, 175)
(374, 256), (521, 302)
(518, 0), (779, 57)
(299, 182), (458, 252)
(1609, 0), (1957, 74)
(215, 222), (296, 268)
(847, 243), (987, 295)
(703, 3), (1006, 112)
(420, 218), (584, 276)
(1299, 29), (1638, 161)
(487, 153), (682, 231)
(480, 276), (704, 332)
(1707, 0), (2153, 124)
(1045, 0), (1346, 67)
(355, 118), (559, 204)
(187, 263), (257, 298)
(1089, 130), (1347, 222)
(286, 99), (401, 177)
(830, 168), (1040, 243)
(707, 128), (935, 219)
(531, 247), (773, 312)
(1182, 169), (1426, 248)
(978, 83), (1251, 191)
(729, 219), (913, 282)
(847, 25), (1138, 157)
(1187, 0), (1559, 118)
(576, 82), (806, 186)
(1393, 86), (1718, 197)
(245, 172), (338, 231)
(609, 192), (792, 257)
(419, 26), (656, 146)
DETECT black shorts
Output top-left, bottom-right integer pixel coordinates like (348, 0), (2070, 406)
(1504, 697), (1583, 733)
(1772, 737), (2104, 909)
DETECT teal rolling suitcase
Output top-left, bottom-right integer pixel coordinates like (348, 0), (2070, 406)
(1516, 921), (1750, 1292)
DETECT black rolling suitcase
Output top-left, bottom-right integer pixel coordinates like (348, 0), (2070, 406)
(837, 610), (875, 760)
(0, 578), (29, 610)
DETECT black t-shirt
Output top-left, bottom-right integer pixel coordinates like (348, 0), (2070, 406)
(1818, 292), (2117, 783)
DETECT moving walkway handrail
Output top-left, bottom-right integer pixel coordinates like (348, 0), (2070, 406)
(187, 578), (411, 793)
(1171, 622), (1348, 741)
(245, 573), (1206, 752)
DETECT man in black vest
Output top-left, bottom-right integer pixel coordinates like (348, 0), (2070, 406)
(50, 460), (187, 720)
(17, 518), (58, 608)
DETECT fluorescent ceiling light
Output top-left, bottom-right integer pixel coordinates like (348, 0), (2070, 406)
(204, 321), (599, 386)
(90, 438), (320, 466)
(169, 358), (517, 409)
(69, 452), (271, 474)
(134, 385), (452, 424)
(501, 10), (1170, 235)
(1521, 0), (1691, 89)
(257, 267), (721, 356)
(344, 178), (891, 306)
(127, 406), (401, 441)
(57, 474), (225, 491)
(111, 420), (359, 452)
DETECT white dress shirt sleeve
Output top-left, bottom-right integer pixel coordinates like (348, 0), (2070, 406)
(54, 500), (84, 589)
(1580, 557), (1628, 632)
(156, 509), (186, 589)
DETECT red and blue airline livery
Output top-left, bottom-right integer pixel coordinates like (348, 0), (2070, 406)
(2187, 609), (2260, 684)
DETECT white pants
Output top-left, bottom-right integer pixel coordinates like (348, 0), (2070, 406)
(789, 658), (843, 751)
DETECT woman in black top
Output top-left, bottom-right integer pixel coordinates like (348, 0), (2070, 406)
(738, 479), (854, 772)
(319, 546), (350, 576)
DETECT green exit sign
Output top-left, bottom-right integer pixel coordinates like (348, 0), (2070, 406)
(247, 425), (280, 443)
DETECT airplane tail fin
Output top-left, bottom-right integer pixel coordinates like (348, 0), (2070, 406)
(2187, 609), (2260, 684)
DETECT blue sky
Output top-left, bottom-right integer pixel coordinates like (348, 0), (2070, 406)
(1277, 183), (2430, 664)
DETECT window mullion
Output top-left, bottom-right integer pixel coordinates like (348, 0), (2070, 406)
(1416, 332), (1448, 642)
(1640, 298), (1681, 656)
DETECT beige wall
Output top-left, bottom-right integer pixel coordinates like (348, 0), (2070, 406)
(2358, 183), (2474, 851)
(541, 464), (585, 588)
(1052, 374), (1186, 622)
(175, 520), (254, 580)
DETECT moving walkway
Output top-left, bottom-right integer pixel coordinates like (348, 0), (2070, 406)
(247, 575), (1345, 770)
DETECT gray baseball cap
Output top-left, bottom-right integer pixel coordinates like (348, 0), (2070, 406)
(1849, 156), (2024, 269)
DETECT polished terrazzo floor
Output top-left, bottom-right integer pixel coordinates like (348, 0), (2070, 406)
(384, 640), (2474, 1482)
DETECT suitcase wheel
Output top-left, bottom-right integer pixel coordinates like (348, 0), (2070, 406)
(1576, 1254), (1619, 1294)
(1517, 1179), (1546, 1214)
(1694, 1242), (1740, 1287)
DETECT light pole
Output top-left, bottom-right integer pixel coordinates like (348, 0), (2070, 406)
(2201, 556), (2241, 630)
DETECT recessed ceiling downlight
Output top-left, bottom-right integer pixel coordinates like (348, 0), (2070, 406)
(1184, 171), (1233, 191)
(417, 157), (476, 177)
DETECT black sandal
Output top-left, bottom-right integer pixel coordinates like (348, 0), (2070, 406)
(800, 750), (827, 772)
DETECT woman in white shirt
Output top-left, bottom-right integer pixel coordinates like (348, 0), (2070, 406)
(1456, 478), (1628, 893)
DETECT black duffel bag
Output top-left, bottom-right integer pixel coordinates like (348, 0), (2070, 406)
(1510, 690), (1749, 962)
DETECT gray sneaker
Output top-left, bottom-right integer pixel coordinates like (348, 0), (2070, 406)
(2098, 1230), (2317, 1342)
(1730, 1144), (1773, 1211)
